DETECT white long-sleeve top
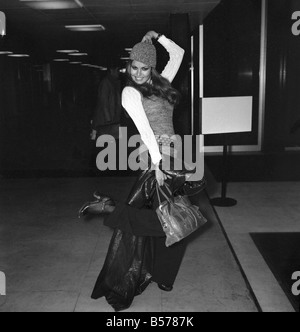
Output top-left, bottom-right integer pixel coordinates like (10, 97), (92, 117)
(122, 35), (185, 166)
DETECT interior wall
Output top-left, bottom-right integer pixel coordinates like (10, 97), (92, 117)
(200, 0), (262, 147)
(193, 0), (300, 181)
(0, 30), (102, 176)
(264, 0), (300, 151)
(284, 0), (300, 149)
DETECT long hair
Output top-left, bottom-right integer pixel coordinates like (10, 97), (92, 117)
(126, 61), (181, 106)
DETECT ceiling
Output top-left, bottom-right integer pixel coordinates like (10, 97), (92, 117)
(0, 0), (221, 64)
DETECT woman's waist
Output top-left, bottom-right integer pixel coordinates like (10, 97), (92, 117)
(155, 135), (179, 157)
(154, 134), (177, 147)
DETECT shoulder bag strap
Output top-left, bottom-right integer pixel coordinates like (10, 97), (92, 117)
(156, 183), (173, 205)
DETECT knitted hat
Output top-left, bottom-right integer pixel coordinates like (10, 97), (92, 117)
(130, 42), (157, 68)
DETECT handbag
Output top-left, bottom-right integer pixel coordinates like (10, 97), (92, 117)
(156, 183), (208, 247)
(176, 177), (207, 197)
(126, 155), (186, 209)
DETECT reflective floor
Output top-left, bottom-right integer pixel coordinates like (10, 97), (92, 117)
(209, 181), (300, 312)
(0, 175), (298, 312)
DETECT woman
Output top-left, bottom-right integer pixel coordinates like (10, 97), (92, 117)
(90, 30), (195, 312)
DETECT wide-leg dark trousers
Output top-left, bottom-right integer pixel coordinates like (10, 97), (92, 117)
(91, 156), (192, 311)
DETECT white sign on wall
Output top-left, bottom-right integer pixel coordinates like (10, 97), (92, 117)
(201, 96), (253, 135)
(0, 11), (6, 36)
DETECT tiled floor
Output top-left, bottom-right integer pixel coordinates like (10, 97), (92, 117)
(208, 182), (300, 313)
(0, 175), (298, 312)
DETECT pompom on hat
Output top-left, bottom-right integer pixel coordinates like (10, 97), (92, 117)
(130, 42), (157, 68)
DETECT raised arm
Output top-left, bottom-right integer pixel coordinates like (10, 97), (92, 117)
(142, 31), (185, 83)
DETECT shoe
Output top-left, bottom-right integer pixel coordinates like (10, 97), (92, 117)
(78, 195), (115, 219)
(93, 191), (111, 200)
(158, 284), (173, 292)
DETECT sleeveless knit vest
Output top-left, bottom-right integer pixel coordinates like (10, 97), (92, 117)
(142, 96), (175, 137)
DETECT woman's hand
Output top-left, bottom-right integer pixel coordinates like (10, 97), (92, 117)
(155, 167), (168, 187)
(90, 129), (97, 141)
(142, 31), (159, 44)
(155, 159), (172, 186)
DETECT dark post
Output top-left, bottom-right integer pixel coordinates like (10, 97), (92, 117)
(210, 135), (237, 207)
